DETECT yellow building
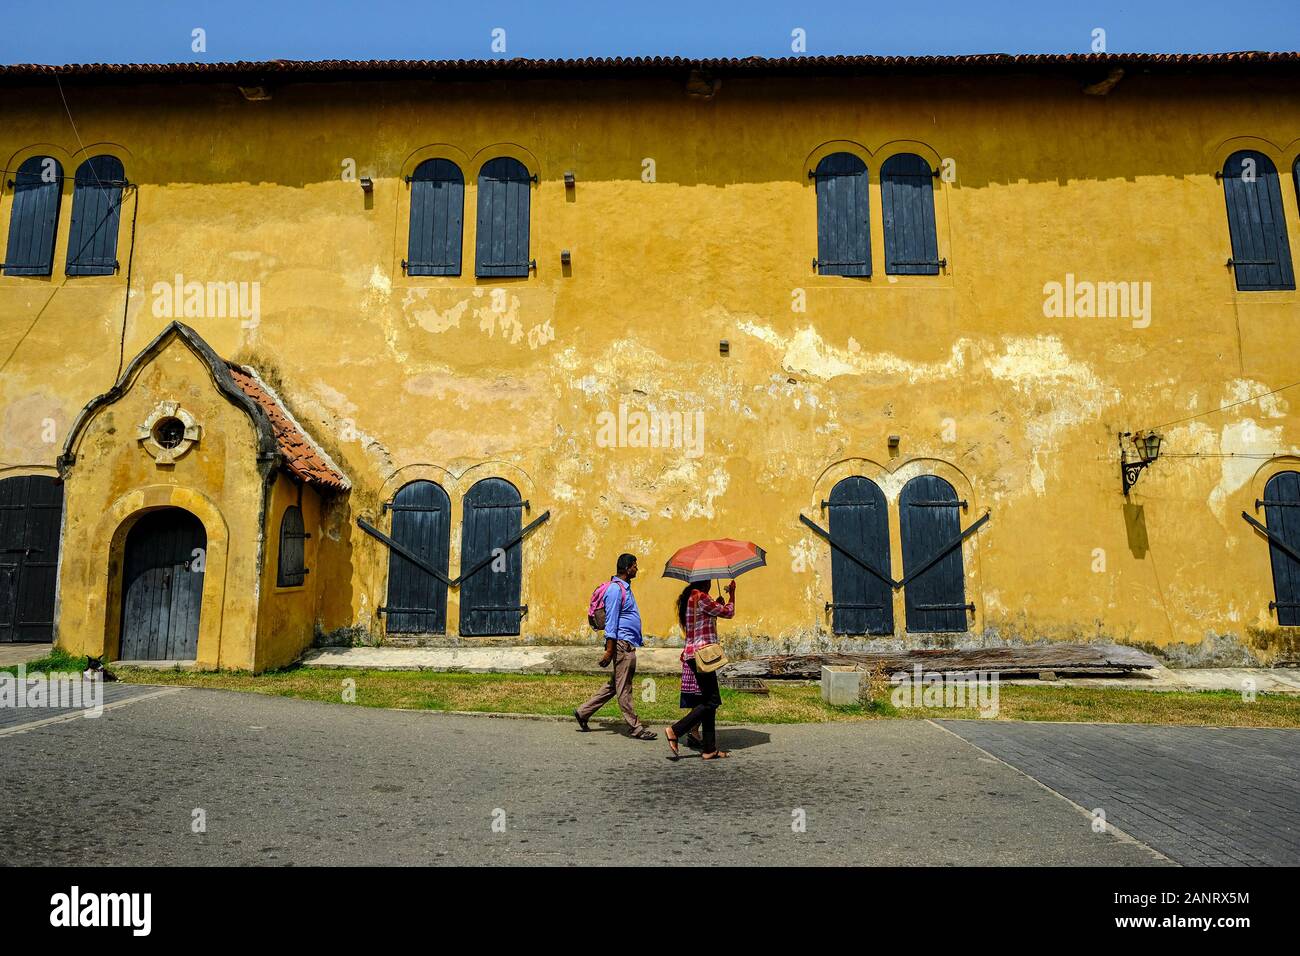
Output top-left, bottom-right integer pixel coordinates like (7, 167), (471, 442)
(2, 53), (1300, 670)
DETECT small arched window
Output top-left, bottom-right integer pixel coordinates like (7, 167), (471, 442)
(1222, 150), (1294, 291)
(405, 158), (464, 276)
(66, 155), (125, 276)
(4, 156), (63, 276)
(475, 157), (532, 277)
(813, 152), (870, 276)
(277, 505), (309, 587)
(881, 153), (941, 275)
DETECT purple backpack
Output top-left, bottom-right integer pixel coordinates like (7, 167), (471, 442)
(587, 578), (628, 630)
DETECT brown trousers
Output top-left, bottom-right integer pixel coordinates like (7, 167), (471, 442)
(577, 640), (644, 733)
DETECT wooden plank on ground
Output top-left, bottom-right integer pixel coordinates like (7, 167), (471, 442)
(724, 643), (1159, 679)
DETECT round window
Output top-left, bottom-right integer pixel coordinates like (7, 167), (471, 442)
(153, 416), (186, 449)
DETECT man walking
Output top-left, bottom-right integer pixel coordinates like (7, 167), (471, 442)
(574, 553), (657, 739)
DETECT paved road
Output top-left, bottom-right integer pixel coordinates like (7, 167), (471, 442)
(0, 687), (1171, 866)
(0, 681), (166, 732)
(12, 686), (1291, 866)
(939, 720), (1300, 866)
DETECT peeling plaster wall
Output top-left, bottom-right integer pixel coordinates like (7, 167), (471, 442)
(3, 71), (1300, 661)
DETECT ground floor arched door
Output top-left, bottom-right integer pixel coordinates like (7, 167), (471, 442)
(119, 508), (206, 660)
(385, 480), (451, 633)
(0, 475), (64, 643)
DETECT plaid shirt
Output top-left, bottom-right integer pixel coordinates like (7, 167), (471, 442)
(682, 589), (735, 660)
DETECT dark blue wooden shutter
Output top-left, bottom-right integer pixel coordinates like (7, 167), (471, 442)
(406, 158), (464, 276)
(4, 156), (63, 277)
(276, 505), (308, 587)
(827, 476), (893, 635)
(814, 152), (870, 276)
(1263, 472), (1300, 625)
(66, 155), (125, 276)
(900, 475), (968, 633)
(476, 157), (531, 278)
(1222, 150), (1295, 291)
(882, 153), (941, 275)
(385, 481), (451, 633)
(459, 478), (524, 636)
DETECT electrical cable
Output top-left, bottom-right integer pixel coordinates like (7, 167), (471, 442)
(115, 184), (140, 381)
(1141, 380), (1300, 434)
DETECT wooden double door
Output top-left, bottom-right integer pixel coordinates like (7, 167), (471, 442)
(825, 474), (974, 634)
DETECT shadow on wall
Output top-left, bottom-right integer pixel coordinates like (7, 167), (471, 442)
(2, 71), (1287, 190)
(1124, 502), (1149, 559)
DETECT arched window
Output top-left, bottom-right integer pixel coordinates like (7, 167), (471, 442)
(66, 155), (125, 276)
(826, 476), (893, 635)
(460, 478), (524, 636)
(384, 481), (451, 633)
(1261, 472), (1300, 625)
(899, 475), (969, 633)
(475, 157), (532, 277)
(405, 158), (464, 276)
(812, 152), (870, 276)
(1222, 150), (1294, 291)
(276, 505), (309, 588)
(881, 153), (941, 275)
(3, 156), (63, 276)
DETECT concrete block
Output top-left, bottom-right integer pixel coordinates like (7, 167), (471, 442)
(821, 665), (861, 705)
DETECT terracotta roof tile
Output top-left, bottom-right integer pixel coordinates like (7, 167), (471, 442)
(1, 52), (1296, 85)
(227, 364), (349, 493)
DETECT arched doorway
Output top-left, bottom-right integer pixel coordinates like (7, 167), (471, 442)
(459, 478), (524, 636)
(384, 480), (451, 633)
(1262, 471), (1300, 624)
(900, 475), (969, 633)
(119, 508), (206, 660)
(0, 475), (64, 643)
(827, 476), (893, 635)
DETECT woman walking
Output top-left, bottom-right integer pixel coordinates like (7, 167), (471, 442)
(666, 579), (736, 760)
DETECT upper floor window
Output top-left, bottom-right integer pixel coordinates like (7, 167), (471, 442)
(881, 153), (942, 275)
(475, 157), (532, 278)
(813, 152), (870, 276)
(405, 158), (464, 276)
(1222, 150), (1294, 291)
(3, 156), (63, 277)
(277, 505), (309, 587)
(66, 155), (125, 276)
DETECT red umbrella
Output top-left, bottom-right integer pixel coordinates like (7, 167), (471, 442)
(662, 538), (767, 583)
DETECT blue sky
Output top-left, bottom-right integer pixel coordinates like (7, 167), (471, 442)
(3, 0), (1298, 64)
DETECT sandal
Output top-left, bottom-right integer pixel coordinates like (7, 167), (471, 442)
(701, 750), (731, 760)
(665, 728), (680, 758)
(632, 728), (658, 740)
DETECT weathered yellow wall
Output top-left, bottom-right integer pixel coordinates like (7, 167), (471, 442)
(255, 473), (324, 671)
(51, 338), (267, 668)
(3, 69), (1300, 661)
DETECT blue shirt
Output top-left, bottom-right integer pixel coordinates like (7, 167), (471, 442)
(603, 578), (642, 647)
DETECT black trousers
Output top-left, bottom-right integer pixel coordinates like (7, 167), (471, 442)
(672, 660), (721, 752)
